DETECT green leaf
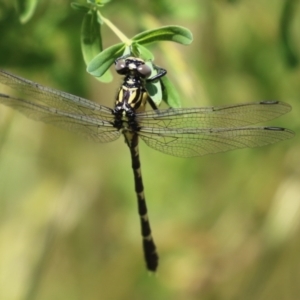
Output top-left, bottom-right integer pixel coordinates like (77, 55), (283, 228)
(134, 44), (154, 61)
(81, 10), (112, 82)
(280, 0), (299, 67)
(122, 46), (132, 56)
(71, 2), (90, 12)
(146, 81), (162, 107)
(132, 25), (193, 45)
(161, 76), (181, 108)
(87, 43), (125, 77)
(145, 62), (163, 106)
(97, 70), (113, 82)
(81, 11), (102, 65)
(16, 0), (39, 23)
(88, 0), (111, 6)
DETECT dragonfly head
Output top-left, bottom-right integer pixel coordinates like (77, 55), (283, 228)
(115, 56), (152, 79)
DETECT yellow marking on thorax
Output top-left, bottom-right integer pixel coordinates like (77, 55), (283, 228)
(116, 85), (148, 113)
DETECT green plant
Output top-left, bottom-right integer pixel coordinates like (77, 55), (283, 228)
(72, 0), (193, 107)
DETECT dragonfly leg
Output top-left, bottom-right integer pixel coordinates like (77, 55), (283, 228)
(146, 65), (167, 82)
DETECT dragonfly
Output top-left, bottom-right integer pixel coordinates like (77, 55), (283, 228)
(0, 56), (294, 272)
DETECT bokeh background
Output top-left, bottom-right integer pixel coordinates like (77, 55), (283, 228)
(0, 0), (300, 299)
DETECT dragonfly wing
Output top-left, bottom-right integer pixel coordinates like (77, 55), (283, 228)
(138, 126), (294, 157)
(136, 101), (292, 129)
(0, 70), (114, 120)
(0, 93), (120, 143)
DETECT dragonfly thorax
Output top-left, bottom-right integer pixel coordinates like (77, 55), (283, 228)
(114, 55), (167, 112)
(115, 84), (148, 113)
(123, 75), (143, 88)
(114, 56), (151, 114)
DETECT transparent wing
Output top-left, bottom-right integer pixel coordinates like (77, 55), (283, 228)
(0, 69), (114, 121)
(136, 101), (291, 129)
(138, 126), (294, 157)
(0, 93), (120, 143)
(0, 69), (121, 142)
(0, 69), (293, 152)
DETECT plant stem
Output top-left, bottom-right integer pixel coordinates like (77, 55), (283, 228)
(99, 13), (131, 45)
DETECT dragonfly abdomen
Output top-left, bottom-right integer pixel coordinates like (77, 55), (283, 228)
(129, 133), (159, 271)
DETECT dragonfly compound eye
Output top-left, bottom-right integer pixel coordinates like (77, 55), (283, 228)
(137, 64), (152, 78)
(115, 59), (128, 75)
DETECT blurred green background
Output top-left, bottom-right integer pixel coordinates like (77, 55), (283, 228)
(0, 0), (300, 299)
